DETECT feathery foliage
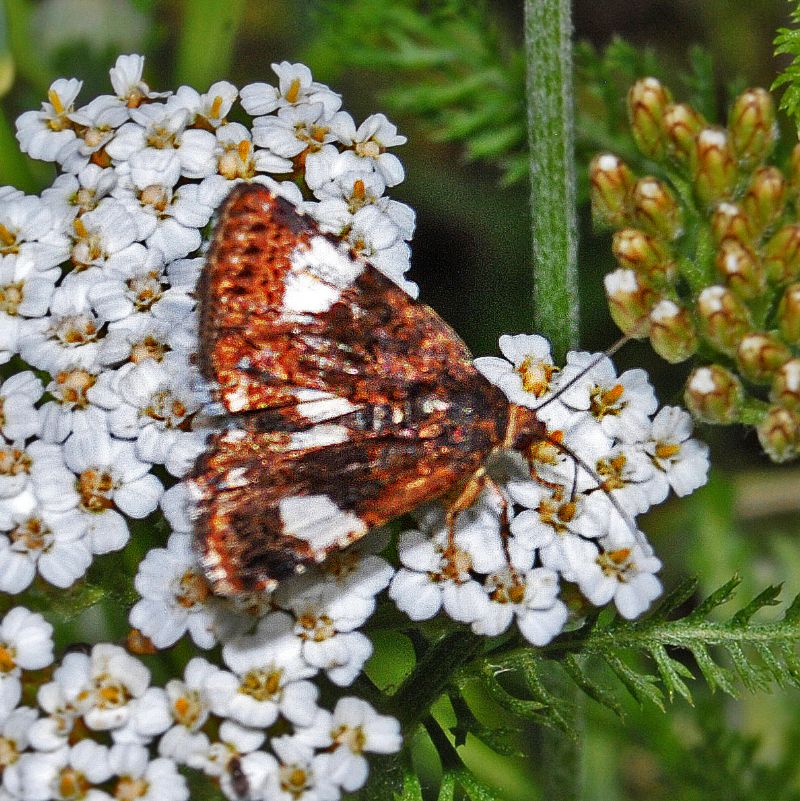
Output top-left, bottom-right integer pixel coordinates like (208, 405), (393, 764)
(773, 1), (800, 127)
(460, 576), (800, 743)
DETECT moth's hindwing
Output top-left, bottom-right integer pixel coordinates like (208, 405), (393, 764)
(190, 184), (508, 594)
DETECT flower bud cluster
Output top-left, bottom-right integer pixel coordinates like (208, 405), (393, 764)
(591, 77), (800, 462)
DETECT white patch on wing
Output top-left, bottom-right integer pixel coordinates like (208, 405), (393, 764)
(285, 424), (350, 450)
(281, 236), (364, 319)
(279, 494), (368, 554)
(296, 396), (360, 422)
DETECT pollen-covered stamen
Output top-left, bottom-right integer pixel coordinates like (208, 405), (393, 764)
(126, 271), (165, 311)
(597, 547), (634, 580)
(280, 764), (313, 797)
(175, 569), (211, 608)
(71, 217), (103, 267)
(654, 441), (681, 460)
(76, 468), (115, 512)
(0, 644), (16, 674)
(142, 389), (190, 428)
(46, 88), (73, 131)
(51, 369), (96, 408)
(0, 281), (24, 315)
(92, 672), (133, 710)
(346, 179), (376, 215)
(239, 667), (283, 701)
(486, 569), (527, 605)
(518, 354), (557, 396)
(218, 139), (255, 180)
(589, 382), (626, 419)
(435, 542), (473, 584)
(171, 690), (205, 728)
(146, 125), (180, 150)
(74, 188), (101, 213)
(49, 314), (101, 346)
(57, 767), (91, 799)
(0, 224), (18, 255)
(0, 732), (21, 768)
(115, 776), (150, 800)
(138, 184), (171, 213)
(130, 334), (169, 363)
(285, 78), (302, 104)
(596, 453), (629, 492)
(296, 610), (336, 642)
(10, 516), (53, 554)
(332, 723), (367, 753)
(294, 122), (330, 153)
(0, 446), (32, 479)
(208, 94), (225, 122)
(355, 138), (383, 160)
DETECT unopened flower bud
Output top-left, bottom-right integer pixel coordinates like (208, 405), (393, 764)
(632, 177), (682, 239)
(735, 331), (791, 384)
(662, 102), (705, 163)
(741, 166), (786, 236)
(788, 143), (800, 198)
(603, 269), (657, 337)
(728, 87), (777, 167)
(627, 77), (672, 160)
(612, 228), (675, 282)
(684, 364), (744, 424)
(763, 224), (800, 284)
(589, 153), (636, 229)
(696, 285), (752, 356)
(777, 283), (800, 344)
(756, 405), (800, 463)
(648, 299), (698, 363)
(770, 358), (800, 411)
(714, 238), (765, 299)
(710, 202), (755, 245)
(691, 127), (737, 207)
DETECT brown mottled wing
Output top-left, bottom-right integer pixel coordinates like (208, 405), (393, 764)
(190, 184), (508, 594)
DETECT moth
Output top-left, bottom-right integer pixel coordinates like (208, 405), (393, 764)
(189, 183), (547, 596)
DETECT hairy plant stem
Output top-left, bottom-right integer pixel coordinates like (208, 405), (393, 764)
(524, 0), (582, 799)
(525, 0), (579, 363)
(386, 629), (485, 730)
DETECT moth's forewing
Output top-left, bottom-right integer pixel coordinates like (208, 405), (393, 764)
(190, 184), (508, 594)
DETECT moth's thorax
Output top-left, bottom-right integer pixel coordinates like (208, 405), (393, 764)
(502, 403), (547, 452)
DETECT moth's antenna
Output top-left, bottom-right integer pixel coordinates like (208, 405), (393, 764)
(533, 333), (632, 415)
(541, 433), (639, 539)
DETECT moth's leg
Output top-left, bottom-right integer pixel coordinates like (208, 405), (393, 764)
(443, 468), (510, 549)
(443, 466), (487, 545)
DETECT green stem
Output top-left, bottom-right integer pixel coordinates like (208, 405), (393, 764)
(524, 1), (582, 798)
(386, 629), (485, 730)
(174, 0), (246, 88)
(524, 0), (579, 361)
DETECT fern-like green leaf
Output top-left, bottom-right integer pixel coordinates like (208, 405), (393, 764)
(773, 2), (800, 127)
(489, 578), (800, 720)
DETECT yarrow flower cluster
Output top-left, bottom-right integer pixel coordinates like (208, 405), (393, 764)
(0, 54), (710, 799)
(0, 605), (400, 801)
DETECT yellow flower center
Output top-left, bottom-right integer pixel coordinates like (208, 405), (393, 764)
(53, 369), (96, 408)
(239, 667), (282, 702)
(0, 447), (31, 478)
(76, 468), (115, 512)
(0, 281), (24, 314)
(176, 570), (210, 608)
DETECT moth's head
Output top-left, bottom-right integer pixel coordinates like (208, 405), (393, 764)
(503, 403), (547, 452)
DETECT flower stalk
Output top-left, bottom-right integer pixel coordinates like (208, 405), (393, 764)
(524, 0), (582, 798)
